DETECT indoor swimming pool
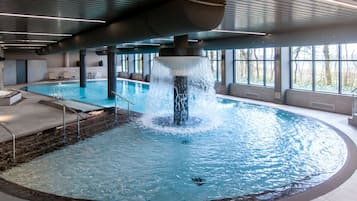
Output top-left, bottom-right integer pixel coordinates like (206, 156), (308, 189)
(1, 79), (348, 201)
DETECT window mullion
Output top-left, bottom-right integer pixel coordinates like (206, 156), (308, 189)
(263, 49), (267, 86)
(338, 44), (342, 94)
(247, 49), (250, 85)
(312, 46), (316, 91)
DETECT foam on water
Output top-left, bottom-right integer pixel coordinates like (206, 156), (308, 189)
(141, 56), (222, 134)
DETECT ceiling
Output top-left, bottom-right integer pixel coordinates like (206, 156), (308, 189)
(1, 0), (357, 51)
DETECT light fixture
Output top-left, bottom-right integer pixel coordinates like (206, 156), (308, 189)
(151, 38), (199, 42)
(0, 12), (106, 23)
(5, 39), (57, 43)
(1, 44), (47, 47)
(2, 47), (42, 49)
(0, 31), (72, 37)
(211, 29), (267, 36)
(323, 0), (357, 9)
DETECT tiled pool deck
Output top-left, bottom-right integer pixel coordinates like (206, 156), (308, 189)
(0, 81), (356, 201)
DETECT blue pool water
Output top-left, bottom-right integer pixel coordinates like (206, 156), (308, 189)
(2, 80), (348, 201)
(23, 80), (149, 112)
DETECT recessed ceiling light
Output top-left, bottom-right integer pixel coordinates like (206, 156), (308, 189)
(1, 44), (47, 47)
(5, 39), (57, 43)
(323, 0), (357, 9)
(0, 31), (72, 37)
(3, 46), (42, 49)
(211, 29), (267, 36)
(0, 12), (106, 23)
(151, 38), (199, 42)
(121, 43), (160, 47)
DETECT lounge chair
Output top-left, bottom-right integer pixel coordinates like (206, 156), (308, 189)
(48, 72), (57, 80)
(63, 71), (71, 80)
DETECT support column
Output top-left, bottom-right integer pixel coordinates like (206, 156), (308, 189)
(0, 47), (4, 90)
(159, 35), (203, 125)
(79, 49), (86, 88)
(174, 76), (189, 125)
(143, 54), (150, 81)
(224, 49), (234, 94)
(128, 54), (135, 75)
(107, 46), (116, 99)
(173, 35), (189, 125)
(274, 47), (290, 104)
(64, 52), (70, 67)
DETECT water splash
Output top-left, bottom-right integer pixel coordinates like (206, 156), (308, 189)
(51, 82), (64, 99)
(140, 56), (222, 134)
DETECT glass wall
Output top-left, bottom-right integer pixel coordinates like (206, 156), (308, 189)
(234, 48), (275, 87)
(149, 53), (159, 74)
(134, 54), (143, 74)
(206, 50), (223, 82)
(291, 43), (357, 94)
(121, 55), (129, 72)
(341, 44), (357, 93)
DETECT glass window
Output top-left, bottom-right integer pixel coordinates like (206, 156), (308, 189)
(341, 43), (357, 60)
(121, 55), (129, 72)
(249, 48), (264, 60)
(235, 60), (248, 84)
(235, 49), (248, 60)
(291, 61), (313, 90)
(206, 50), (223, 82)
(234, 48), (275, 87)
(291, 44), (357, 94)
(265, 60), (275, 87)
(134, 54), (143, 74)
(265, 48), (275, 60)
(249, 60), (264, 85)
(315, 45), (338, 60)
(315, 61), (339, 93)
(341, 61), (357, 93)
(291, 46), (312, 60)
(149, 53), (159, 74)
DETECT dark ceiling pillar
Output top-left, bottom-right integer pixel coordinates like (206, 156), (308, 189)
(79, 49), (86, 88)
(107, 46), (116, 99)
(159, 35), (203, 125)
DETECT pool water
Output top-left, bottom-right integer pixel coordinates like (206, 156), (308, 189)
(2, 80), (348, 201)
(23, 80), (149, 112)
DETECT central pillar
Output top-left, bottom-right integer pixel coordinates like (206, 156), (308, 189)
(107, 46), (116, 99)
(159, 35), (203, 125)
(79, 49), (86, 88)
(174, 76), (189, 125)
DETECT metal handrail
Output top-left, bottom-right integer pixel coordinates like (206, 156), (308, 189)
(62, 104), (85, 143)
(352, 88), (357, 93)
(112, 91), (135, 118)
(0, 122), (16, 162)
(112, 91), (135, 105)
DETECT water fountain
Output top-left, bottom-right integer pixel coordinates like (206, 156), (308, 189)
(142, 35), (220, 133)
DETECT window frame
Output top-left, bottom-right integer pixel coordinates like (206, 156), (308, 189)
(290, 44), (357, 94)
(233, 48), (275, 87)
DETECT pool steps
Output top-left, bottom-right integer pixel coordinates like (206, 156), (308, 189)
(0, 108), (139, 172)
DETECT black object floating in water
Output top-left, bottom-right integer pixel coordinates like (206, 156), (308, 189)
(181, 139), (190, 144)
(192, 177), (205, 186)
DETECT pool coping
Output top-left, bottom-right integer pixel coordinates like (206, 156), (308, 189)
(1, 79), (356, 201)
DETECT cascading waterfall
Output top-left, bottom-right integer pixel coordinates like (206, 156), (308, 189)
(140, 56), (222, 134)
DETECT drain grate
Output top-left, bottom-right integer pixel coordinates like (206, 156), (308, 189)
(192, 177), (205, 186)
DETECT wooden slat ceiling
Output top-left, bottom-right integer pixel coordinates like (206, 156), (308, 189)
(1, 0), (357, 50)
